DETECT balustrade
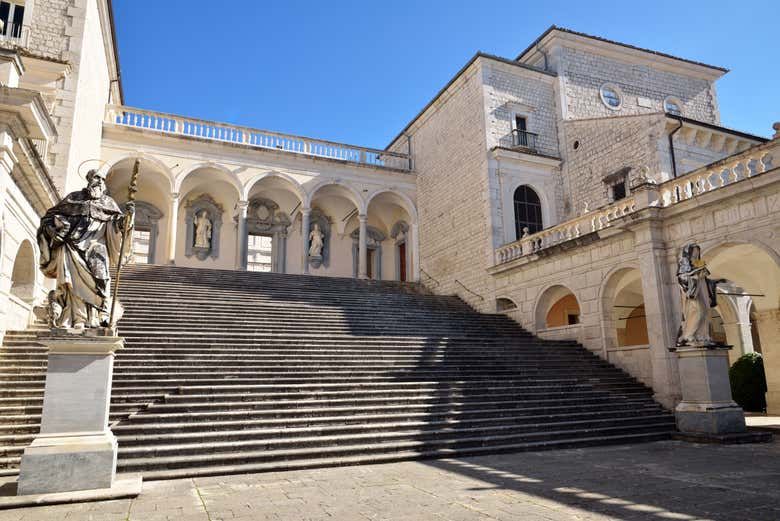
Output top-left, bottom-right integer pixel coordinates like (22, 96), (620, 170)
(495, 140), (778, 266)
(104, 105), (411, 172)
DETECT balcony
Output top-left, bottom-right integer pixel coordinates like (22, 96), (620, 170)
(511, 129), (539, 153)
(104, 105), (413, 172)
(0, 22), (29, 47)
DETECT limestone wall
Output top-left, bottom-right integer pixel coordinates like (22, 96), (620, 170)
(555, 46), (718, 123)
(481, 61), (559, 157)
(26, 0), (72, 61)
(405, 63), (494, 310)
(560, 114), (665, 218)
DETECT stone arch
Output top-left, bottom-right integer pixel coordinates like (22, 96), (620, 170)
(127, 200), (164, 264)
(495, 296), (518, 312)
(306, 179), (365, 214)
(534, 284), (581, 330)
(10, 239), (36, 303)
(365, 189), (418, 224)
(700, 240), (780, 413)
(101, 154), (175, 193)
(176, 162), (242, 199)
(512, 184), (544, 239)
(599, 265), (648, 349)
(242, 171), (305, 204)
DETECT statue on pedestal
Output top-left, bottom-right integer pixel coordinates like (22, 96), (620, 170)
(194, 210), (212, 249)
(676, 243), (726, 347)
(37, 169), (133, 330)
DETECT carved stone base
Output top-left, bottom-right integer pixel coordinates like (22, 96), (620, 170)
(17, 432), (118, 495)
(309, 254), (323, 269)
(17, 334), (125, 495)
(674, 346), (746, 435)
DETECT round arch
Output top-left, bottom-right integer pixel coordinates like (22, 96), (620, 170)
(175, 162), (242, 199)
(10, 239), (36, 303)
(100, 154), (175, 193)
(512, 184), (544, 239)
(534, 284), (581, 330)
(242, 171), (305, 203)
(365, 189), (418, 224)
(599, 265), (648, 349)
(306, 179), (366, 213)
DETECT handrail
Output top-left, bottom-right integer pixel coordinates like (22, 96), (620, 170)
(419, 268), (439, 287)
(104, 105), (413, 172)
(454, 279), (484, 301)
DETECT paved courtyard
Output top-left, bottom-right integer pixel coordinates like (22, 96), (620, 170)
(1, 440), (779, 521)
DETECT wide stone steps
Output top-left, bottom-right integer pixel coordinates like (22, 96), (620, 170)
(0, 264), (674, 477)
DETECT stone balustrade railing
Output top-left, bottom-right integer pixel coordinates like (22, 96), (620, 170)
(495, 197), (636, 264)
(656, 148), (774, 207)
(494, 139), (777, 266)
(104, 105), (412, 172)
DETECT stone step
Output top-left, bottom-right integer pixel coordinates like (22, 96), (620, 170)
(115, 424), (674, 474)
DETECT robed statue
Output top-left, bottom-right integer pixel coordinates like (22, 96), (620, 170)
(194, 210), (212, 249)
(676, 243), (725, 347)
(308, 223), (324, 257)
(37, 169), (134, 330)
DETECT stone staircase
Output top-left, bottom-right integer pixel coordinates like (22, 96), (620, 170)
(0, 264), (675, 479)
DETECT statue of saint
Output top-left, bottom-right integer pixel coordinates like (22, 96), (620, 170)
(37, 170), (133, 329)
(308, 223), (324, 257)
(194, 210), (212, 249)
(676, 243), (725, 347)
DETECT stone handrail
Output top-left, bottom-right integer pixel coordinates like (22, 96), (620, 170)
(656, 147), (774, 207)
(104, 105), (412, 172)
(496, 197), (636, 264)
(495, 139), (777, 266)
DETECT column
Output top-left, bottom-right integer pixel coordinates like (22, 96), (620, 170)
(301, 207), (311, 275)
(634, 220), (681, 408)
(755, 309), (780, 414)
(236, 200), (248, 270)
(358, 214), (368, 279)
(167, 193), (179, 264)
(411, 222), (421, 282)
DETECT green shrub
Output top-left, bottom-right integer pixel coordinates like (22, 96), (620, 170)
(729, 352), (767, 412)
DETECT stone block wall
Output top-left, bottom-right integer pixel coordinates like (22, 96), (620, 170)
(560, 113), (665, 217)
(26, 0), (72, 61)
(406, 63), (495, 311)
(481, 62), (559, 157)
(556, 46), (718, 123)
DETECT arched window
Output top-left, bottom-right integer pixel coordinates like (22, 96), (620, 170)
(513, 185), (543, 239)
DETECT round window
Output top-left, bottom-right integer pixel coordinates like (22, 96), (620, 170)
(664, 97), (682, 116)
(600, 84), (622, 110)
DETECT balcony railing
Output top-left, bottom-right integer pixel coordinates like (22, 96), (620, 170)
(0, 22), (29, 46)
(512, 129), (539, 152)
(104, 105), (412, 172)
(494, 139), (778, 266)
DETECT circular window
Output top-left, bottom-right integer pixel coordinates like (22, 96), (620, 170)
(664, 97), (682, 116)
(599, 83), (622, 110)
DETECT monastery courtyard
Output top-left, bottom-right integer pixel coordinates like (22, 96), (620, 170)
(0, 440), (777, 521)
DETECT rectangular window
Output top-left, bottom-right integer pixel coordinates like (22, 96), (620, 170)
(247, 234), (273, 272)
(514, 116), (527, 132)
(0, 2), (24, 38)
(132, 229), (151, 264)
(612, 181), (627, 201)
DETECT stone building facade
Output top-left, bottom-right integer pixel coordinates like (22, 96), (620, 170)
(0, 11), (778, 414)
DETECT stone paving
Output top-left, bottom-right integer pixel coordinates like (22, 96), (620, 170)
(1, 440), (779, 521)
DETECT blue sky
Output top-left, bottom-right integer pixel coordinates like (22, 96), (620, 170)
(113, 1), (778, 148)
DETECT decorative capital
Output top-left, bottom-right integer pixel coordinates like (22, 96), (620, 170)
(358, 213), (367, 222)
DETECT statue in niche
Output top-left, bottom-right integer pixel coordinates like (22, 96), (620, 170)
(676, 243), (726, 347)
(37, 169), (133, 329)
(194, 210), (212, 249)
(308, 223), (324, 257)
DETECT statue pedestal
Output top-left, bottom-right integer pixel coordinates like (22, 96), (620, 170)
(673, 346), (747, 435)
(17, 334), (125, 496)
